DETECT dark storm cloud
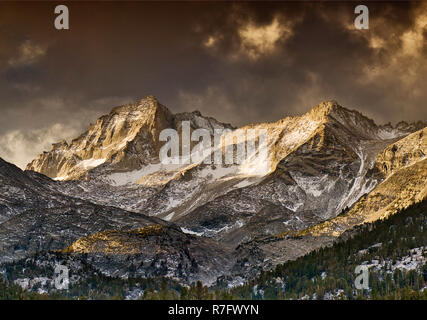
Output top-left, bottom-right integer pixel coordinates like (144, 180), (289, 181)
(6, 65), (43, 85)
(0, 1), (426, 168)
(187, 1), (424, 124)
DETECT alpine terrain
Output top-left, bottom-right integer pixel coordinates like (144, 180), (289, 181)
(1, 96), (426, 297)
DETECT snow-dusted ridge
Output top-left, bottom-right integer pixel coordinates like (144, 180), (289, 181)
(24, 98), (426, 243)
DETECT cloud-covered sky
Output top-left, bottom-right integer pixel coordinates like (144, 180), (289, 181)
(0, 1), (426, 168)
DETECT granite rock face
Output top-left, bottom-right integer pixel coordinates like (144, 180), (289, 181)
(1, 97), (425, 286)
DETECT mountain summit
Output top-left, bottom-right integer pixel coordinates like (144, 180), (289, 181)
(26, 96), (232, 180)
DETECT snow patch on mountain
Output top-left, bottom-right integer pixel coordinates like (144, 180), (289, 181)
(180, 227), (204, 236)
(78, 158), (106, 169)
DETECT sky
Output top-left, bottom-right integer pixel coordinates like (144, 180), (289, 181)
(0, 1), (426, 169)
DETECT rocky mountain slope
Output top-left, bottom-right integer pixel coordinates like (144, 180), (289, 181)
(298, 126), (427, 236)
(0, 158), (233, 284)
(228, 198), (427, 300)
(26, 98), (425, 244)
(230, 126), (427, 275)
(27, 96), (232, 181)
(1, 96), (425, 288)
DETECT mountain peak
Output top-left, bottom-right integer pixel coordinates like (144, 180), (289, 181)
(26, 96), (175, 179)
(312, 100), (341, 114)
(26, 96), (425, 183)
(308, 100), (362, 121)
(110, 95), (164, 115)
(310, 100), (342, 116)
(304, 100), (384, 140)
(308, 101), (426, 140)
(25, 96), (233, 180)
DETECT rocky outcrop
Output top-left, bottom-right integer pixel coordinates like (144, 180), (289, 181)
(375, 127), (426, 177)
(63, 224), (233, 285)
(293, 127), (427, 239)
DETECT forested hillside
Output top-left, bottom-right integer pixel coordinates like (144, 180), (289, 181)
(230, 199), (427, 299)
(2, 199), (426, 300)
